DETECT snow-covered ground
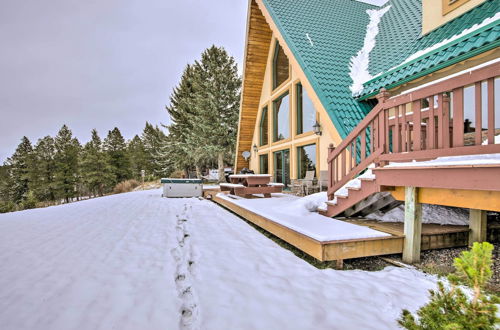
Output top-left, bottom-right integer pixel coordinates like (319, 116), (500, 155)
(0, 189), (437, 330)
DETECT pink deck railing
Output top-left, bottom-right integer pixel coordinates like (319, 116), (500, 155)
(327, 61), (500, 200)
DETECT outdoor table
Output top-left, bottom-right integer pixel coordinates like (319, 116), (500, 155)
(221, 174), (283, 198)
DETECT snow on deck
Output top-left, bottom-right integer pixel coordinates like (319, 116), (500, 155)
(217, 192), (390, 242)
(0, 189), (437, 329)
(386, 153), (500, 167)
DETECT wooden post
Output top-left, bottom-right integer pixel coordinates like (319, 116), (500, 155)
(403, 186), (422, 264)
(469, 209), (487, 246)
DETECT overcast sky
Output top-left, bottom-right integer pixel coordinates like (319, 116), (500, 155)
(0, 0), (388, 162)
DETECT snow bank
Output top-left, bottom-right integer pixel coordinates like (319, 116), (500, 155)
(349, 5), (391, 96)
(0, 189), (438, 329)
(217, 193), (390, 241)
(289, 191), (328, 213)
(367, 204), (469, 225)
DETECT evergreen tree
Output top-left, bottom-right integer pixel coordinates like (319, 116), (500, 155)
(5, 136), (34, 204)
(81, 129), (115, 196)
(53, 125), (81, 203)
(128, 135), (147, 180)
(399, 242), (499, 329)
(0, 164), (15, 213)
(30, 136), (57, 202)
(165, 64), (200, 175)
(141, 122), (169, 178)
(190, 46), (241, 180)
(104, 127), (131, 184)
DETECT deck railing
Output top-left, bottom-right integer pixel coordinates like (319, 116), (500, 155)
(327, 61), (500, 200)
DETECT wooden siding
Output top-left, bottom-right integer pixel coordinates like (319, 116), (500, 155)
(235, 0), (273, 171)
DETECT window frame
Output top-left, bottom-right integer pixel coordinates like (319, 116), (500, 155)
(272, 40), (290, 91)
(259, 153), (269, 174)
(272, 91), (290, 143)
(259, 106), (269, 146)
(296, 143), (317, 180)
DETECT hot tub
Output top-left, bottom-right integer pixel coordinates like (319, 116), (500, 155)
(161, 178), (203, 198)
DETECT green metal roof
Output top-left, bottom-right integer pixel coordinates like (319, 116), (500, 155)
(261, 0), (378, 138)
(261, 0), (499, 135)
(360, 0), (500, 99)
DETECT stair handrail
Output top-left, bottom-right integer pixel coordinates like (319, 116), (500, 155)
(327, 89), (390, 199)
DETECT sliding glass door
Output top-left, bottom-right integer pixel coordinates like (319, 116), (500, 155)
(273, 149), (290, 188)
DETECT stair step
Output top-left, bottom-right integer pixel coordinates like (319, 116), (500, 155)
(347, 186), (361, 191)
(335, 194), (348, 199)
(359, 176), (375, 182)
(326, 200), (337, 206)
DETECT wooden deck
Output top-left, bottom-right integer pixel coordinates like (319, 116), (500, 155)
(212, 194), (472, 262)
(341, 219), (470, 251)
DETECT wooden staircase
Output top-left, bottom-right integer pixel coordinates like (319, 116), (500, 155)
(324, 62), (500, 219)
(324, 167), (401, 217)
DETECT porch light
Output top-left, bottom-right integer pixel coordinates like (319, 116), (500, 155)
(253, 144), (258, 153)
(313, 121), (322, 136)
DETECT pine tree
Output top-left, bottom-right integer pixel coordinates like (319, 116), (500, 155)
(141, 122), (169, 178)
(6, 136), (34, 204)
(165, 64), (200, 175)
(128, 135), (147, 180)
(399, 242), (499, 329)
(53, 125), (81, 203)
(191, 45), (241, 180)
(0, 164), (15, 213)
(30, 136), (57, 202)
(104, 127), (131, 185)
(81, 129), (115, 196)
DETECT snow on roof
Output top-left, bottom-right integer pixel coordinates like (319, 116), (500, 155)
(368, 11), (500, 83)
(217, 193), (390, 242)
(349, 5), (391, 96)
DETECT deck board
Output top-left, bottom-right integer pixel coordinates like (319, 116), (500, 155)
(213, 194), (472, 261)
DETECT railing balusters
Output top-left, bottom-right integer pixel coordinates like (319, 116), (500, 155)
(442, 93), (451, 148)
(487, 78), (495, 145)
(341, 149), (346, 180)
(325, 62), (499, 199)
(361, 130), (366, 160)
(452, 88), (464, 147)
(401, 105), (407, 152)
(475, 82), (482, 145)
(413, 100), (421, 151)
(349, 143), (353, 170)
(384, 110), (390, 153)
(437, 93), (444, 149)
(394, 106), (400, 153)
(428, 96), (436, 149)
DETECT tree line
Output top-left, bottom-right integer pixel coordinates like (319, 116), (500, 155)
(0, 45), (241, 213)
(0, 123), (167, 213)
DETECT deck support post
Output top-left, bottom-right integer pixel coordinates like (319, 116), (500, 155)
(468, 209), (487, 246)
(403, 186), (422, 264)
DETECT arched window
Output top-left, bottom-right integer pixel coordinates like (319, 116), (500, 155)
(272, 41), (289, 89)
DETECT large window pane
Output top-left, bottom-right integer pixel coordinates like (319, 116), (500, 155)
(297, 144), (316, 179)
(273, 93), (290, 141)
(259, 154), (268, 174)
(296, 84), (316, 134)
(273, 42), (289, 89)
(259, 106), (268, 146)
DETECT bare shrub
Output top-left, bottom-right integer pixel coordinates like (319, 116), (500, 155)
(113, 179), (141, 194)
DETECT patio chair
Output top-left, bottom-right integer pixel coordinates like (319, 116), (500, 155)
(293, 170), (315, 196)
(311, 170), (329, 193)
